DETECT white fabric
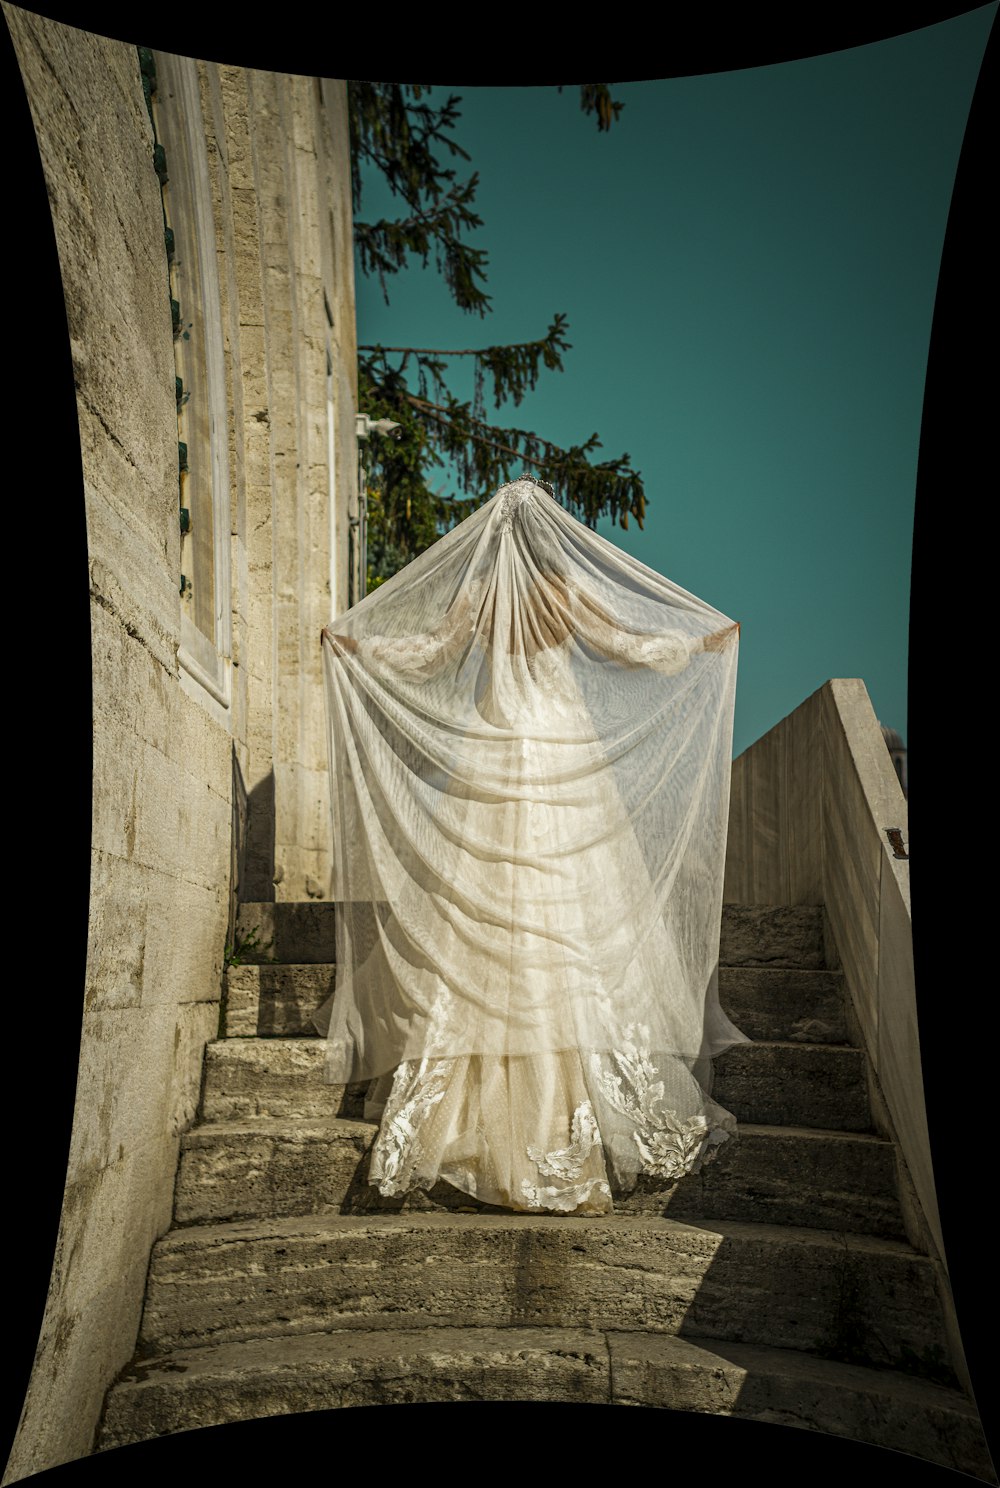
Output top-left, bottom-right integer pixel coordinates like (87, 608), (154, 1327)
(316, 477), (747, 1214)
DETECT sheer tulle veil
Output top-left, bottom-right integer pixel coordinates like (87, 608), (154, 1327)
(317, 477), (746, 1212)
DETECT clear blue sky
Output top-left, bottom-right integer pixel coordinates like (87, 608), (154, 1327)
(355, 10), (994, 758)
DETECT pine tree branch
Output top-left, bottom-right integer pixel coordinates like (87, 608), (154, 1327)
(351, 80), (642, 583)
(361, 344), (523, 357)
(360, 315), (571, 411)
(405, 394), (553, 464)
(349, 83), (473, 217)
(359, 325), (568, 359)
(559, 83), (626, 131)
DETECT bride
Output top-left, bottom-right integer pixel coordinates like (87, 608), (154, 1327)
(317, 476), (746, 1215)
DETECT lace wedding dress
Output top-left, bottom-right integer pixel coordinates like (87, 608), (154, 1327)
(318, 478), (747, 1215)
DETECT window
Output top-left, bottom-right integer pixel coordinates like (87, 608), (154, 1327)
(151, 50), (232, 716)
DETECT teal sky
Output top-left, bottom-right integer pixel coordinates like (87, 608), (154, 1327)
(355, 11), (994, 758)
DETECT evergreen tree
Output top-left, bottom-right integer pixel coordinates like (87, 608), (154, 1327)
(350, 83), (647, 589)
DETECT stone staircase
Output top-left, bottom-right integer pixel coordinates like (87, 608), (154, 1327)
(96, 904), (993, 1478)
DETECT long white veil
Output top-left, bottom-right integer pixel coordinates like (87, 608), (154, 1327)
(317, 477), (745, 1205)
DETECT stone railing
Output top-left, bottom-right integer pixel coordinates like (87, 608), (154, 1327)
(724, 680), (931, 1249)
(722, 681), (980, 1388)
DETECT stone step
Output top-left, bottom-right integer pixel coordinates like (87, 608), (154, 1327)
(220, 963), (850, 1045)
(96, 1327), (992, 1479)
(201, 1038), (870, 1133)
(233, 902), (336, 965)
(222, 964), (334, 1038)
(717, 967), (849, 1045)
(138, 1212), (950, 1382)
(232, 902), (829, 970)
(200, 1038), (363, 1122)
(174, 1115), (904, 1238)
(718, 904), (827, 969)
(713, 1042), (869, 1131)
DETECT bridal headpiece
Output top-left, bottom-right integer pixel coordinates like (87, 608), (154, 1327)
(496, 477), (555, 532)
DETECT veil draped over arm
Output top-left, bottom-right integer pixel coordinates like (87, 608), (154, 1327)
(316, 477), (745, 1209)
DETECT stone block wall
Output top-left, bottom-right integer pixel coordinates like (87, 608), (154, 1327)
(1, 9), (356, 1479)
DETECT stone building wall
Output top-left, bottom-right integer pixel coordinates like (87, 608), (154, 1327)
(1, 9), (356, 1479)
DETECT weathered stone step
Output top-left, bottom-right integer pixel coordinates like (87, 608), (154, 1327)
(221, 963), (850, 1045)
(201, 1038), (869, 1133)
(718, 904), (827, 969)
(222, 964), (334, 1039)
(96, 1327), (992, 1479)
(200, 1039), (362, 1121)
(717, 967), (848, 1045)
(232, 902), (829, 970)
(713, 1042), (869, 1131)
(233, 902), (336, 965)
(138, 1213), (950, 1382)
(174, 1115), (904, 1238)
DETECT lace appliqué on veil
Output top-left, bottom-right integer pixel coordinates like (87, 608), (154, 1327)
(593, 1024), (730, 1180)
(565, 583), (693, 676)
(358, 630), (451, 679)
(370, 986), (456, 1196)
(496, 477), (550, 532)
(369, 1059), (449, 1196)
(520, 1100), (612, 1212)
(527, 1099), (602, 1179)
(520, 1177), (613, 1213)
